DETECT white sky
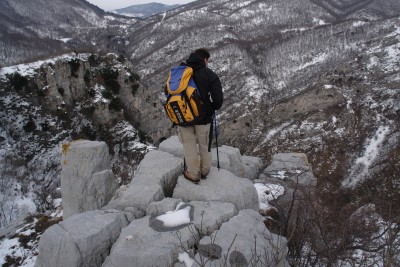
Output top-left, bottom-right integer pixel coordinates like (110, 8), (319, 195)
(86, 0), (194, 11)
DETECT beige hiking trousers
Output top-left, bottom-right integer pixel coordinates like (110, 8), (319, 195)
(178, 124), (211, 179)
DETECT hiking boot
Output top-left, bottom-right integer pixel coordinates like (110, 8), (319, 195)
(183, 170), (200, 184)
(201, 171), (209, 180)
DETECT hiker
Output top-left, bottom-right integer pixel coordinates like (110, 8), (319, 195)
(167, 48), (223, 183)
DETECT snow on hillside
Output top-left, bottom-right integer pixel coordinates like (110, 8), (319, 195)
(0, 53), (90, 78)
(342, 125), (391, 188)
(0, 53), (150, 229)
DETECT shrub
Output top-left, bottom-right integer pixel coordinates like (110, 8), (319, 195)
(109, 97), (123, 112)
(34, 214), (62, 233)
(88, 54), (100, 66)
(97, 125), (115, 155)
(6, 72), (29, 91)
(56, 109), (72, 127)
(123, 109), (136, 125)
(68, 58), (80, 78)
(131, 72), (140, 82)
(81, 124), (96, 140)
(117, 54), (125, 63)
(57, 87), (65, 96)
(81, 105), (96, 117)
(40, 121), (50, 131)
(23, 117), (36, 132)
(88, 88), (96, 97)
(128, 72), (141, 84)
(100, 66), (120, 95)
(138, 130), (147, 143)
(102, 90), (113, 99)
(131, 83), (139, 96)
(105, 79), (120, 94)
(36, 86), (46, 97)
(100, 66), (119, 81)
(84, 69), (91, 85)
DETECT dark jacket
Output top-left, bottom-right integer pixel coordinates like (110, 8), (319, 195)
(185, 52), (223, 125)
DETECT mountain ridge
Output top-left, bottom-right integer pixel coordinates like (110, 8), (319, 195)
(113, 2), (180, 18)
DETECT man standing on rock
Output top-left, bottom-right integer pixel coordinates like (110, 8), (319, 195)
(177, 48), (223, 184)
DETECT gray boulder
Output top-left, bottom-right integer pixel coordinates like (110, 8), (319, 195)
(258, 153), (317, 255)
(193, 209), (289, 267)
(146, 198), (183, 217)
(159, 136), (184, 158)
(190, 201), (238, 236)
(173, 167), (259, 211)
(242, 155), (263, 180)
(34, 210), (129, 267)
(211, 145), (245, 177)
(262, 153), (316, 188)
(147, 199), (238, 236)
(104, 150), (183, 212)
(102, 213), (198, 267)
(37, 140), (294, 267)
(103, 200), (239, 267)
(61, 140), (119, 219)
(159, 136), (263, 180)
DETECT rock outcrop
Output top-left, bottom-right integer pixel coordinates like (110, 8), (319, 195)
(173, 167), (259, 211)
(261, 153), (316, 188)
(61, 140), (119, 219)
(35, 210), (129, 267)
(36, 137), (291, 267)
(159, 135), (263, 180)
(256, 153), (317, 246)
(195, 209), (288, 267)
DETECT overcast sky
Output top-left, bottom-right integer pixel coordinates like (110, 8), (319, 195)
(86, 0), (194, 11)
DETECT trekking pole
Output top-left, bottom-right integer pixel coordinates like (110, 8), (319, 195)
(208, 116), (214, 152)
(214, 112), (220, 170)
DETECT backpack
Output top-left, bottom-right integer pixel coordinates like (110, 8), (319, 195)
(163, 65), (204, 126)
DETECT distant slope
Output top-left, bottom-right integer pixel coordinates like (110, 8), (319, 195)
(0, 0), (105, 31)
(0, 0), (134, 66)
(310, 0), (400, 19)
(113, 3), (180, 18)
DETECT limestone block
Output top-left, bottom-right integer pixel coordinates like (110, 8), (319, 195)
(173, 167), (259, 211)
(102, 215), (199, 267)
(104, 150), (183, 212)
(135, 150), (184, 192)
(35, 210), (129, 267)
(104, 175), (165, 212)
(159, 136), (261, 179)
(263, 153), (316, 188)
(242, 155), (263, 180)
(212, 146), (246, 178)
(61, 140), (119, 219)
(146, 198), (183, 217)
(264, 153), (310, 172)
(195, 209), (289, 267)
(159, 136), (184, 158)
(34, 224), (81, 267)
(190, 201), (238, 236)
(123, 207), (146, 222)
